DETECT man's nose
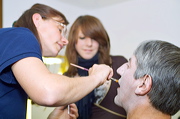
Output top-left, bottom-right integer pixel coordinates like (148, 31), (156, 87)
(117, 63), (126, 75)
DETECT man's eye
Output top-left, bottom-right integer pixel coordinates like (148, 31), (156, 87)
(126, 63), (130, 68)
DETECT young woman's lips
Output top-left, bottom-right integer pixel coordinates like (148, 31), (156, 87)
(84, 49), (92, 52)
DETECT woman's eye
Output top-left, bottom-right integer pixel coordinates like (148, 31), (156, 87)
(59, 29), (62, 33)
(79, 37), (85, 40)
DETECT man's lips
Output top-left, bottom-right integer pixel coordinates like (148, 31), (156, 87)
(117, 87), (120, 94)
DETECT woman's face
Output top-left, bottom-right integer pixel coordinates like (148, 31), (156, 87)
(36, 15), (68, 57)
(75, 30), (99, 60)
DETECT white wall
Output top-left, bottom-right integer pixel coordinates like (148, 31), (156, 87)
(3, 0), (180, 118)
(3, 0), (180, 59)
(88, 0), (180, 58)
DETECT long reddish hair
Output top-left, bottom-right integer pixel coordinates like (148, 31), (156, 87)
(65, 15), (111, 76)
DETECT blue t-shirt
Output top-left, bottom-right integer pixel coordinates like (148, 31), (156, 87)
(0, 27), (42, 119)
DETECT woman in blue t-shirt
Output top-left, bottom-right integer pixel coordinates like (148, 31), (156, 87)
(0, 3), (113, 119)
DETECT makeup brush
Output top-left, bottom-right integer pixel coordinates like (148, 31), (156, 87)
(70, 63), (118, 83)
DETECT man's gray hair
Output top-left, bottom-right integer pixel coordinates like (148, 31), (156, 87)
(134, 40), (180, 115)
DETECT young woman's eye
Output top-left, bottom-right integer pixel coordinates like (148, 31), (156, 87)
(79, 37), (85, 40)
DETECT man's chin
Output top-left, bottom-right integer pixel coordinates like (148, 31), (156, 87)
(114, 96), (119, 106)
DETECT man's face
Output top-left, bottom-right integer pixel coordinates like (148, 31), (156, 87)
(114, 55), (138, 108)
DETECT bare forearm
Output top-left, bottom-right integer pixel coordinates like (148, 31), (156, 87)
(12, 58), (112, 107)
(35, 74), (98, 106)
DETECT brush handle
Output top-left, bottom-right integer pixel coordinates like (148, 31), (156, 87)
(70, 63), (118, 83)
(110, 77), (119, 83)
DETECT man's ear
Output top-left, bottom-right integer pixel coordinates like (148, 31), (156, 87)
(135, 75), (152, 96)
(32, 13), (42, 27)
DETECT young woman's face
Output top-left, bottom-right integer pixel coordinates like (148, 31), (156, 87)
(75, 30), (99, 60)
(37, 16), (68, 57)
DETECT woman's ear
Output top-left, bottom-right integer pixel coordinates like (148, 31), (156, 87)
(135, 75), (152, 96)
(32, 13), (42, 27)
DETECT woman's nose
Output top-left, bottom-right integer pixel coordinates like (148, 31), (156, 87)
(117, 63), (126, 75)
(61, 36), (68, 45)
(86, 38), (93, 46)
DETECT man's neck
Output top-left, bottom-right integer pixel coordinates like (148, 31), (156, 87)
(127, 105), (171, 119)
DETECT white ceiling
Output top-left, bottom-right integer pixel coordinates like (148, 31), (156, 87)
(59, 0), (128, 9)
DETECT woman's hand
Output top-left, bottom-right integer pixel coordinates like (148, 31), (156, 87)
(89, 64), (113, 86)
(48, 103), (78, 119)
